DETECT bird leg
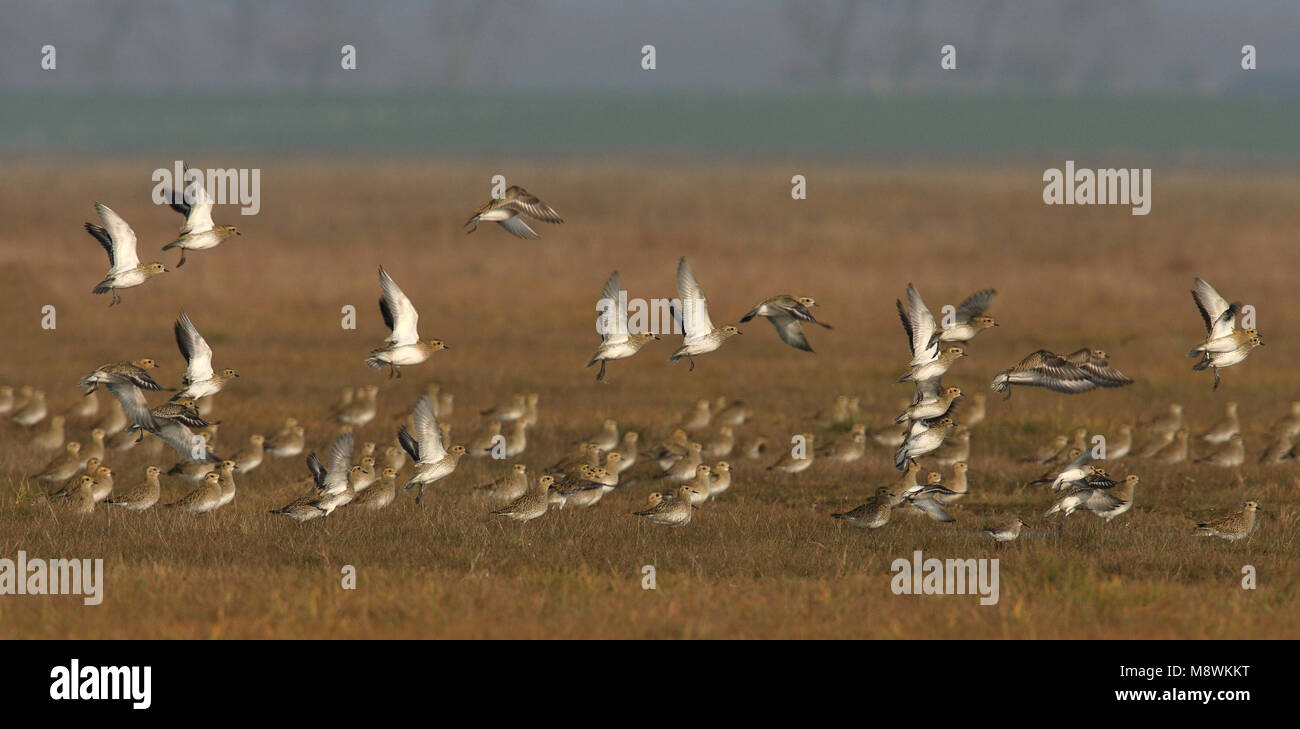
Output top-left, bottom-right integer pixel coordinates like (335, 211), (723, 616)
(596, 361), (607, 383)
(1212, 367), (1220, 391)
(177, 251), (188, 268)
(688, 357), (696, 372)
(415, 484), (426, 505)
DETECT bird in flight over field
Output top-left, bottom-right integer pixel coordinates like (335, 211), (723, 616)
(464, 185), (564, 239)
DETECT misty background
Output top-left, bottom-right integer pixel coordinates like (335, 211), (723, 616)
(2, 0), (1297, 159)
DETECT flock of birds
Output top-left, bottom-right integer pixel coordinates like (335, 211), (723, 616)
(1, 175), (1274, 546)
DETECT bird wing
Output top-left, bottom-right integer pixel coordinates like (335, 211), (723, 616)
(676, 257), (715, 344)
(598, 270), (629, 344)
(496, 216), (540, 239)
(502, 187), (564, 223)
(322, 432), (355, 493)
(94, 203), (140, 273)
(899, 284), (939, 365)
(1080, 359), (1134, 388)
(378, 266), (420, 346)
(158, 421), (214, 462)
(104, 378), (158, 432)
(174, 311), (215, 383)
(1065, 449), (1093, 469)
(780, 300), (830, 328)
(954, 288), (996, 321)
(181, 179), (215, 234)
(1191, 278), (1236, 338)
(910, 376), (942, 406)
(411, 394), (446, 462)
(907, 493), (956, 522)
(305, 452), (327, 489)
(766, 313), (812, 352)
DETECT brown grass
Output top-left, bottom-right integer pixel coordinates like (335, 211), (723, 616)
(0, 160), (1298, 638)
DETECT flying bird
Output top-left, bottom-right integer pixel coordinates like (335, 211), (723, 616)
(938, 288), (999, 343)
(739, 295), (832, 352)
(172, 311), (240, 400)
(587, 270), (659, 382)
(464, 185), (564, 239)
(1187, 278), (1263, 390)
(668, 257), (741, 370)
(991, 349), (1132, 398)
(161, 171), (241, 267)
(365, 266), (448, 378)
(84, 203), (169, 305)
(101, 375), (218, 463)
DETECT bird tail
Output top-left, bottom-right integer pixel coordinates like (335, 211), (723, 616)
(830, 512), (848, 520)
(739, 308), (758, 323)
(990, 372), (1010, 392)
(91, 280), (112, 294)
(162, 239), (182, 251)
(1191, 355), (1211, 371)
(364, 351), (386, 370)
(1043, 502), (1062, 518)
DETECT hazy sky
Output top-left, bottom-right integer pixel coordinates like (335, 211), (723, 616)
(2, 0), (1297, 94)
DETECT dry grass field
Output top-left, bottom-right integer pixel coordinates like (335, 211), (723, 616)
(1, 160), (1298, 638)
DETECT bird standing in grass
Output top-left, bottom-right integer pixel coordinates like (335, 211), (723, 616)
(1194, 501), (1258, 541)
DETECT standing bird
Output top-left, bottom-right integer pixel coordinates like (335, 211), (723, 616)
(365, 267), (449, 378)
(1200, 402), (1240, 444)
(84, 203), (169, 305)
(982, 517), (1027, 545)
(668, 257), (741, 370)
(1195, 433), (1245, 467)
(103, 466), (163, 511)
(831, 487), (894, 529)
(938, 289), (999, 343)
(739, 295), (832, 352)
(171, 311), (240, 400)
(588, 271), (659, 382)
(476, 463), (531, 503)
(160, 177), (241, 267)
(166, 471), (224, 513)
(1194, 501), (1259, 541)
(633, 484), (700, 526)
(1187, 278), (1263, 390)
(400, 395), (467, 504)
(464, 185), (564, 239)
(10, 390), (47, 427)
(492, 475), (556, 522)
(352, 467), (399, 511)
